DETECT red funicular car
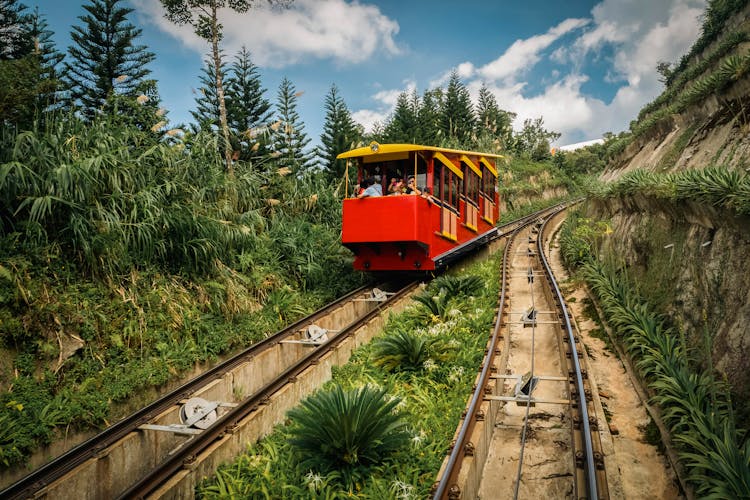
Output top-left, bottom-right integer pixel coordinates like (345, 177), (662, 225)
(339, 143), (501, 271)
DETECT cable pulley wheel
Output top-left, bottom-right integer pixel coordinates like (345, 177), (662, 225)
(180, 397), (218, 429)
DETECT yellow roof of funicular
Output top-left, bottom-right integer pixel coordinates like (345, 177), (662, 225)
(337, 143), (504, 162)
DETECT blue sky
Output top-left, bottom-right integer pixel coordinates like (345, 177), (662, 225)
(25, 0), (707, 147)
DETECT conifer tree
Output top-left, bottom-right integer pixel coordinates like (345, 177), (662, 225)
(384, 89), (420, 143)
(417, 88), (443, 146)
(26, 7), (65, 113)
(64, 0), (156, 118)
(226, 47), (272, 133)
(274, 77), (313, 174)
(191, 54), (226, 131)
(318, 84), (359, 182)
(0, 0), (31, 59)
(161, 0), (288, 175)
(226, 46), (272, 160)
(475, 83), (515, 152)
(440, 70), (476, 148)
(0, 1), (60, 127)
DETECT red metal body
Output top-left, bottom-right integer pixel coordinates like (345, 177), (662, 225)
(339, 144), (501, 272)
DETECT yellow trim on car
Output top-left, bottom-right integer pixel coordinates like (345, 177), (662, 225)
(433, 152), (463, 179)
(337, 143), (505, 160)
(460, 155), (482, 177)
(479, 157), (498, 177)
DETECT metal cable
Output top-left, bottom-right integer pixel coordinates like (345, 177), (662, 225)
(513, 236), (537, 500)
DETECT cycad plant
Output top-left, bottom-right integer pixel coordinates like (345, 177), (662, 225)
(428, 275), (484, 297)
(287, 384), (409, 479)
(372, 328), (452, 373)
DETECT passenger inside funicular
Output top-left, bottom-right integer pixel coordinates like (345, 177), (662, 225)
(357, 155), (429, 199)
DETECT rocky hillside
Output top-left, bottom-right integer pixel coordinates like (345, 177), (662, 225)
(588, 1), (750, 424)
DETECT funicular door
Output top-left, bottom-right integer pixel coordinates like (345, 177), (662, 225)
(434, 153), (462, 241)
(480, 159), (497, 224)
(461, 156), (481, 232)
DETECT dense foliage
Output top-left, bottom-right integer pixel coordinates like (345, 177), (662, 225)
(0, 110), (366, 466)
(198, 256), (501, 498)
(560, 214), (750, 498)
(588, 166), (750, 215)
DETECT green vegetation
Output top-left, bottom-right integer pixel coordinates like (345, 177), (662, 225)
(198, 256), (502, 498)
(606, 0), (750, 156)
(287, 384), (410, 483)
(560, 215), (750, 498)
(0, 113), (365, 467)
(588, 165), (750, 215)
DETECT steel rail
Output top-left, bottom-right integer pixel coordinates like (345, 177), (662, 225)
(432, 219), (527, 499)
(118, 280), (419, 499)
(0, 283), (378, 500)
(536, 211), (599, 499)
(432, 201), (580, 499)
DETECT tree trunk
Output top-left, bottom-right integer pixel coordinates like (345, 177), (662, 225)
(211, 4), (234, 177)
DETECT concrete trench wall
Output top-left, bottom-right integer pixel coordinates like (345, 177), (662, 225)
(33, 290), (411, 499)
(152, 291), (415, 499)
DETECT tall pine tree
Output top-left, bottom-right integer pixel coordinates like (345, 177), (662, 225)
(161, 0), (287, 175)
(226, 46), (272, 160)
(383, 89), (420, 143)
(0, 1), (60, 127)
(318, 84), (359, 182)
(27, 7), (65, 113)
(475, 83), (515, 153)
(226, 46), (272, 133)
(191, 54), (226, 131)
(440, 70), (476, 148)
(273, 77), (313, 174)
(0, 0), (31, 59)
(65, 0), (155, 118)
(417, 88), (443, 146)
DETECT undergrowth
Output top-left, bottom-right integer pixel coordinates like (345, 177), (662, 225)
(197, 255), (502, 498)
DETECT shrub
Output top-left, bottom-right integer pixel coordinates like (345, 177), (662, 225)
(287, 384), (410, 475)
(372, 328), (452, 373)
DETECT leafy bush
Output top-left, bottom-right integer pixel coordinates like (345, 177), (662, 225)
(590, 166), (750, 215)
(287, 384), (410, 474)
(428, 275), (483, 297)
(372, 328), (452, 373)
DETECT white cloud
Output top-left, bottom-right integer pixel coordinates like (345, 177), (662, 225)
(132, 0), (400, 67)
(478, 17), (589, 83)
(467, 0), (705, 144)
(352, 80), (417, 132)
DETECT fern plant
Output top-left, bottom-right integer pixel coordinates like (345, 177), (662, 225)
(428, 275), (484, 297)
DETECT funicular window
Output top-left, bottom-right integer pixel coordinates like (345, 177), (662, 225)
(480, 166), (494, 197)
(433, 163), (442, 201)
(463, 164), (479, 206)
(442, 169), (459, 210)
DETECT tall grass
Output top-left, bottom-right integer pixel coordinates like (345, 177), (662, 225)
(0, 114), (365, 468)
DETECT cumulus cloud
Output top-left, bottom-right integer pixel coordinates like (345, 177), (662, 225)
(477, 17), (589, 83)
(352, 80), (417, 131)
(132, 0), (400, 67)
(471, 0), (704, 143)
(351, 0), (706, 144)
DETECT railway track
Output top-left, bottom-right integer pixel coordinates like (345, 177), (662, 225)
(1, 203), (574, 500)
(1, 280), (419, 499)
(433, 204), (609, 499)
